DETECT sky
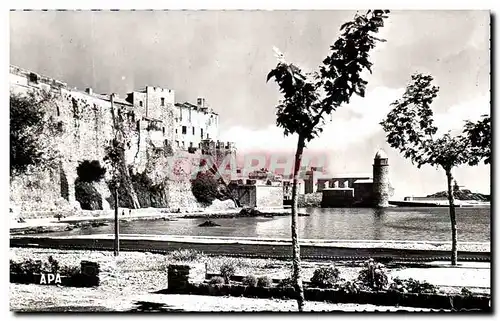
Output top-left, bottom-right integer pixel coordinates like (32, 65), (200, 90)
(9, 10), (491, 198)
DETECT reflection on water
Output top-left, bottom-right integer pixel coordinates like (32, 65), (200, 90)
(46, 207), (490, 242)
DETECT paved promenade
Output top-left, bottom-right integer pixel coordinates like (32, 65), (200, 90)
(10, 234), (490, 262)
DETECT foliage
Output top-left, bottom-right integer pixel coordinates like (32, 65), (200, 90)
(76, 160), (106, 183)
(209, 276), (225, 285)
(266, 10), (390, 311)
(380, 73), (490, 171)
(380, 73), (491, 266)
(277, 277), (295, 289)
(257, 276), (273, 288)
(357, 259), (388, 291)
(389, 277), (438, 294)
(463, 115), (491, 165)
(10, 91), (61, 176)
(58, 265), (81, 276)
(53, 213), (64, 221)
(168, 249), (204, 262)
(337, 280), (363, 294)
(267, 10), (390, 144)
(310, 266), (340, 288)
(220, 262), (237, 284)
(104, 138), (126, 177)
(242, 275), (258, 287)
(10, 256), (80, 277)
(191, 171), (221, 206)
(131, 170), (167, 208)
(75, 178), (103, 210)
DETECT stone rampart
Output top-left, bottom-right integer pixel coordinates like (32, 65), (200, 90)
(10, 65), (202, 216)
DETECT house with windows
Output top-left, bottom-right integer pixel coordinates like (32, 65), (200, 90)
(173, 98), (219, 150)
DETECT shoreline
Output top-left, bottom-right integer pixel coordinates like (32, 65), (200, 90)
(10, 207), (299, 235)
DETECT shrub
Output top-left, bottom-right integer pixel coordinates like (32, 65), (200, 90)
(131, 171), (167, 208)
(10, 260), (24, 274)
(191, 171), (221, 206)
(277, 277), (294, 288)
(242, 275), (258, 287)
(44, 255), (60, 273)
(209, 276), (225, 285)
(220, 262), (236, 284)
(357, 258), (388, 291)
(59, 265), (81, 277)
(389, 277), (438, 294)
(310, 266), (340, 288)
(10, 257), (80, 277)
(53, 213), (64, 221)
(10, 92), (60, 176)
(338, 280), (363, 294)
(21, 259), (43, 275)
(168, 249), (203, 262)
(461, 287), (473, 297)
(76, 160), (106, 183)
(257, 276), (273, 288)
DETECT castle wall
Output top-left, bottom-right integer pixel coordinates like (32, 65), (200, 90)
(255, 185), (283, 208)
(353, 182), (374, 206)
(9, 66), (198, 215)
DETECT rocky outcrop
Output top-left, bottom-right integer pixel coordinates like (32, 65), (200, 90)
(75, 179), (102, 210)
(427, 189), (490, 201)
(198, 220), (220, 227)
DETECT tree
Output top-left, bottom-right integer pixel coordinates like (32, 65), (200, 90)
(463, 115), (491, 165)
(10, 91), (61, 176)
(76, 160), (106, 183)
(267, 10), (390, 311)
(380, 73), (491, 265)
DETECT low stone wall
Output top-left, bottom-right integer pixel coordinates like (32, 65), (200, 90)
(163, 282), (490, 311)
(298, 193), (322, 208)
(164, 264), (490, 311)
(10, 260), (100, 287)
(167, 263), (207, 292)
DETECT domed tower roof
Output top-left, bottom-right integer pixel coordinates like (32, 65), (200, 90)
(374, 149), (388, 160)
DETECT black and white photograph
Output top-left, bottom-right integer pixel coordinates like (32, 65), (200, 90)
(7, 6), (491, 313)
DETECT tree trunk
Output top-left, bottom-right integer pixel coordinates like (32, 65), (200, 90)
(114, 186), (120, 256)
(445, 168), (458, 265)
(291, 135), (305, 311)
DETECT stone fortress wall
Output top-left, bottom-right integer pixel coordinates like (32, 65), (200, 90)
(9, 65), (232, 217)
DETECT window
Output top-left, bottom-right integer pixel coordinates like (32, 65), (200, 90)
(175, 129), (178, 134)
(182, 126), (187, 135)
(161, 97), (165, 106)
(192, 127), (195, 135)
(139, 101), (143, 107)
(201, 128), (204, 138)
